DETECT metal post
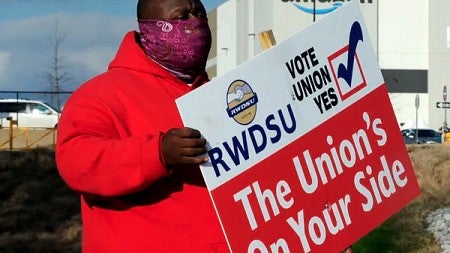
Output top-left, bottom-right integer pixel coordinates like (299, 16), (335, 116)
(415, 94), (419, 144)
(415, 109), (419, 144)
(25, 128), (29, 148)
(8, 117), (18, 151)
(443, 110), (447, 143)
(444, 107), (447, 126)
(53, 128), (57, 147)
(313, 0), (316, 22)
(443, 86), (447, 142)
(8, 117), (13, 151)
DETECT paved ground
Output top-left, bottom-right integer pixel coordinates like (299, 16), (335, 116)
(0, 128), (57, 150)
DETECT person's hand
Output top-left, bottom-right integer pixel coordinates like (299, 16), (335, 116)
(161, 127), (208, 169)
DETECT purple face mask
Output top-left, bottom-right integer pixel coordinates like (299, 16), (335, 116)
(138, 18), (212, 81)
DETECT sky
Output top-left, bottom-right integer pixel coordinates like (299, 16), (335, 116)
(0, 0), (226, 92)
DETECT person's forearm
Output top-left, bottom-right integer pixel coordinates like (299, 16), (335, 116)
(56, 134), (168, 196)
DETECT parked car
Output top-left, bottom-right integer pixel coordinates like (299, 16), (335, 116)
(401, 128), (442, 144)
(0, 99), (60, 128)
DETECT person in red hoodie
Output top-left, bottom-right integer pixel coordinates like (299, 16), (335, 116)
(56, 0), (355, 252)
(56, 0), (229, 252)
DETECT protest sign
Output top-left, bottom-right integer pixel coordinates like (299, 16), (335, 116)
(176, 1), (421, 252)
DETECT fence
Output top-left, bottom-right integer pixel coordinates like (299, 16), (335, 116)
(0, 91), (72, 150)
(0, 127), (57, 151)
(0, 90), (72, 111)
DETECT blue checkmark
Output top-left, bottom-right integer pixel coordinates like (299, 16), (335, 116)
(337, 21), (364, 87)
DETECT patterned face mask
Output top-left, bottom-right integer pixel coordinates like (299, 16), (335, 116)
(138, 18), (212, 81)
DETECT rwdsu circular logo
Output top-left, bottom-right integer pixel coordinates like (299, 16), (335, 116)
(226, 80), (258, 125)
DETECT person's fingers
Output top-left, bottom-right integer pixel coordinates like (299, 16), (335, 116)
(179, 146), (207, 156)
(166, 128), (206, 148)
(169, 127), (201, 138)
(161, 128), (208, 166)
(173, 154), (208, 164)
(179, 138), (207, 149)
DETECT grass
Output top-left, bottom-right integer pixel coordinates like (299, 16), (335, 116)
(0, 144), (448, 252)
(354, 144), (450, 253)
(0, 148), (80, 253)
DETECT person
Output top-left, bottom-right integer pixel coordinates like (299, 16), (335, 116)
(56, 0), (228, 252)
(56, 0), (355, 252)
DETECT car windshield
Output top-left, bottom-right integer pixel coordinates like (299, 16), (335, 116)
(42, 102), (60, 113)
(417, 129), (440, 138)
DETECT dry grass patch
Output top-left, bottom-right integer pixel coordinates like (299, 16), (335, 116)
(355, 144), (450, 252)
(0, 148), (81, 252)
(0, 144), (449, 252)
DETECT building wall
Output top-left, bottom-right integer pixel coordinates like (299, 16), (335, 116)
(207, 0), (449, 130)
(211, 0), (238, 77)
(210, 0), (379, 75)
(429, 0), (450, 129)
(378, 0), (428, 69)
(377, 0), (430, 128)
(206, 9), (218, 78)
(270, 0), (378, 54)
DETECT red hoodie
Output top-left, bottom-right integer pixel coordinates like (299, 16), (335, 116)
(56, 31), (229, 253)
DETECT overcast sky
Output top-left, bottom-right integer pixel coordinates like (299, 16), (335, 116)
(0, 0), (225, 92)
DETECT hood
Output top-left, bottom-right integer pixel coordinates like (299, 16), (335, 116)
(108, 31), (169, 79)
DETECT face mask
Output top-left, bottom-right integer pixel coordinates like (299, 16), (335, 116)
(138, 18), (212, 81)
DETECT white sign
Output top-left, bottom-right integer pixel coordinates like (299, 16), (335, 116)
(448, 27), (450, 48)
(177, 2), (420, 252)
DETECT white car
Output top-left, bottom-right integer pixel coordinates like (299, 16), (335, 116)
(0, 99), (60, 128)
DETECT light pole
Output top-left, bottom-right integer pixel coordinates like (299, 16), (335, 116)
(442, 86), (447, 142)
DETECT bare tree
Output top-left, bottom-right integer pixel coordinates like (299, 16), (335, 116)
(45, 19), (71, 111)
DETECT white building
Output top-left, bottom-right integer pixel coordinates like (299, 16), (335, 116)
(206, 0), (450, 130)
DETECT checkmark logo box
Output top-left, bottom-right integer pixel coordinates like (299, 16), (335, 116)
(328, 45), (367, 101)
